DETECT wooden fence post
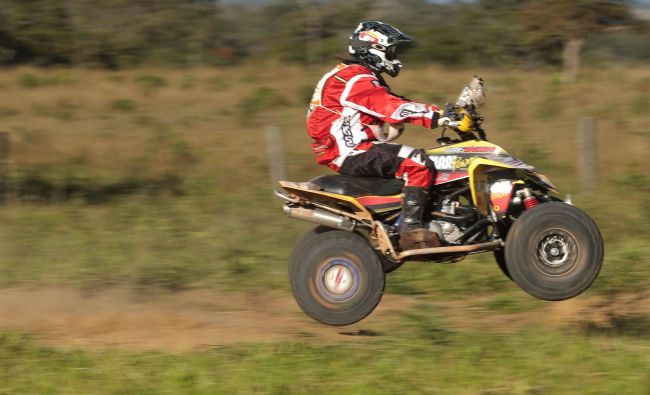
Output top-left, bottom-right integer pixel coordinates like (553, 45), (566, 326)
(265, 126), (287, 191)
(0, 132), (11, 203)
(578, 117), (597, 190)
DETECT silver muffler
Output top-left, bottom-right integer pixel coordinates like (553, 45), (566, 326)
(283, 205), (355, 231)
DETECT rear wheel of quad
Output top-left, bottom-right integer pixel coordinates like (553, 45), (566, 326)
(289, 226), (385, 326)
(505, 202), (603, 301)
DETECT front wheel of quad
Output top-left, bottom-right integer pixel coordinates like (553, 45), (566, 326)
(493, 249), (512, 280)
(289, 226), (385, 326)
(505, 202), (603, 301)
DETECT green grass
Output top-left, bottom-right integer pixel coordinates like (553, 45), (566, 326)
(483, 293), (544, 313)
(1, 320), (649, 395)
(0, 193), (301, 293)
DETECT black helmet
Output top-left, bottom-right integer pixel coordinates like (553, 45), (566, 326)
(348, 21), (413, 77)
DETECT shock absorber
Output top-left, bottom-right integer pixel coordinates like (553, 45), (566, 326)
(521, 187), (538, 210)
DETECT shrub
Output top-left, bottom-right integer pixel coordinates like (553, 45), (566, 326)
(17, 71), (78, 88)
(630, 94), (649, 116)
(0, 107), (19, 117)
(135, 74), (167, 91)
(237, 86), (289, 124)
(110, 99), (136, 111)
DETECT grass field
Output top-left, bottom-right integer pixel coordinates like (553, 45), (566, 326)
(0, 64), (648, 393)
(2, 325), (649, 395)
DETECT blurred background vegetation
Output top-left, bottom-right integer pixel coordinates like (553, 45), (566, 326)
(0, 1), (649, 394)
(0, 0), (649, 70)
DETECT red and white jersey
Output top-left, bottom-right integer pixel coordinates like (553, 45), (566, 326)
(307, 63), (440, 170)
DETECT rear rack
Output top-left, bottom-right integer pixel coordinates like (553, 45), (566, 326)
(274, 189), (299, 203)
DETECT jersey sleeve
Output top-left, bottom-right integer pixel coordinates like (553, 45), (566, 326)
(340, 74), (440, 128)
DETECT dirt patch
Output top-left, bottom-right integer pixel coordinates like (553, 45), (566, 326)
(438, 291), (650, 334)
(1, 287), (648, 351)
(0, 287), (417, 351)
(546, 291), (650, 335)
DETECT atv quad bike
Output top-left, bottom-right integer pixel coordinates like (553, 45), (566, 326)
(276, 77), (603, 326)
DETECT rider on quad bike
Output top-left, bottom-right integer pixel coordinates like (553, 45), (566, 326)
(306, 21), (451, 251)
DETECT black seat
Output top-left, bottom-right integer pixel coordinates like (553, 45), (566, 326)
(310, 175), (404, 197)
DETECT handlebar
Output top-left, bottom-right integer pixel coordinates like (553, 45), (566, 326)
(439, 119), (461, 128)
(437, 107), (488, 143)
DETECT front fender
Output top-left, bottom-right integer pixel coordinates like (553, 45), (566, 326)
(468, 159), (557, 216)
(467, 159), (517, 216)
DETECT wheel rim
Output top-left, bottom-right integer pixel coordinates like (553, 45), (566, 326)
(535, 229), (579, 276)
(315, 257), (360, 303)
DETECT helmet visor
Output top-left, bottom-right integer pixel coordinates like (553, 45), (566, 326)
(385, 45), (398, 61)
(385, 42), (413, 61)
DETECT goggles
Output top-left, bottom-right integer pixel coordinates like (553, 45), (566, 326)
(369, 43), (405, 61)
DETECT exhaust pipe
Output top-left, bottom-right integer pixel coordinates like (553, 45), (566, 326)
(283, 205), (355, 232)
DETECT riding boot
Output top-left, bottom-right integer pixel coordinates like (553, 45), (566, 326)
(399, 186), (442, 251)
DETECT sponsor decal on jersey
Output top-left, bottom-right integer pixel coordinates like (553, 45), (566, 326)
(399, 108), (429, 118)
(341, 116), (356, 148)
(393, 103), (430, 119)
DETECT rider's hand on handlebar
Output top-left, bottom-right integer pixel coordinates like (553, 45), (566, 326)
(437, 104), (462, 128)
(438, 116), (459, 128)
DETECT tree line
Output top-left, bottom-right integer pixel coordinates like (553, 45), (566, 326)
(0, 0), (648, 71)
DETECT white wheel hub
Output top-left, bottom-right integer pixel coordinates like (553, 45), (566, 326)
(323, 264), (354, 295)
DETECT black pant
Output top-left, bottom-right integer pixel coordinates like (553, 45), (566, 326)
(339, 143), (403, 178)
(339, 143), (436, 187)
